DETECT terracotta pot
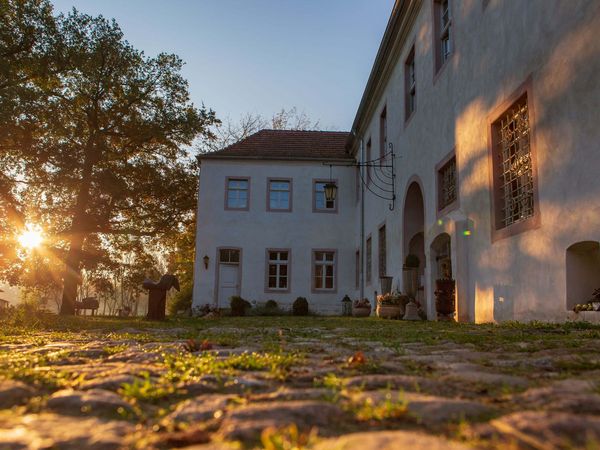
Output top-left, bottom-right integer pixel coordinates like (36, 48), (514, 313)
(352, 306), (371, 317)
(376, 304), (403, 319)
(435, 279), (456, 316)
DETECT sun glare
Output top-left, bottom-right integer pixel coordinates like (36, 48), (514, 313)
(18, 224), (44, 250)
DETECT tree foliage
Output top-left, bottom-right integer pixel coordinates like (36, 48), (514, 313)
(0, 2), (217, 314)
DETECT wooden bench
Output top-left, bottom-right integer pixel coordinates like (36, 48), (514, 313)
(74, 297), (99, 316)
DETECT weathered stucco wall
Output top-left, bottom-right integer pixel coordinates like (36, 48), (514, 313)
(354, 0), (600, 322)
(193, 159), (356, 314)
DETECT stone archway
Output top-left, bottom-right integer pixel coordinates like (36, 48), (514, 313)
(566, 241), (600, 310)
(403, 181), (425, 310)
(430, 233), (455, 320)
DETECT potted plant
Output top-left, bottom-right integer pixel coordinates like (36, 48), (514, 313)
(352, 298), (371, 317)
(376, 291), (409, 319)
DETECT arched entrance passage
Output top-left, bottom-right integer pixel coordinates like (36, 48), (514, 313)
(402, 181), (425, 309)
(566, 241), (600, 310)
(430, 233), (455, 320)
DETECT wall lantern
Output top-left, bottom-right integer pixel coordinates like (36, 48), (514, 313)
(324, 182), (337, 202)
(203, 255), (209, 269)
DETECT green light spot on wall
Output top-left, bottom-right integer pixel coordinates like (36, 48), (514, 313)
(437, 219), (443, 226)
(463, 230), (472, 236)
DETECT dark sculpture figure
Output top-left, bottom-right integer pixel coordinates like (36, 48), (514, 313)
(143, 274), (180, 321)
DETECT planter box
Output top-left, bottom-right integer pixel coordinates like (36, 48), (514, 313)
(352, 307), (371, 317)
(377, 305), (403, 319)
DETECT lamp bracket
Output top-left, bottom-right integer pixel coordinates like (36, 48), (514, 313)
(324, 142), (397, 210)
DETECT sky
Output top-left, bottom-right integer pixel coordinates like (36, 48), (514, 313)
(49, 0), (395, 131)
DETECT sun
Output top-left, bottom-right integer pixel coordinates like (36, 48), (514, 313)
(18, 224), (44, 250)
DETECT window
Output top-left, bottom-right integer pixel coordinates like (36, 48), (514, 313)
(266, 250), (289, 291)
(366, 138), (372, 184)
(314, 180), (337, 212)
(355, 167), (360, 203)
(355, 250), (360, 289)
(491, 94), (535, 230)
(219, 248), (240, 263)
(378, 225), (387, 277)
(437, 155), (457, 212)
(226, 178), (249, 210)
(405, 47), (416, 121)
(434, 0), (452, 73)
(380, 106), (387, 163)
(366, 237), (372, 284)
(268, 179), (291, 211)
(313, 250), (336, 291)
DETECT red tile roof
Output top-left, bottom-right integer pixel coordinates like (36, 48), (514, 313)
(200, 129), (352, 161)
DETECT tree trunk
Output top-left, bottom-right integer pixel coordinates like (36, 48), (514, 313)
(59, 142), (95, 316)
(59, 222), (86, 315)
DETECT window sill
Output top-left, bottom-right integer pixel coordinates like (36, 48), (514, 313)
(491, 213), (542, 243)
(433, 52), (453, 85)
(312, 288), (338, 294)
(404, 110), (416, 129)
(437, 199), (459, 219)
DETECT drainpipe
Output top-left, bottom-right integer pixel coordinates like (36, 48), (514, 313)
(359, 138), (365, 301)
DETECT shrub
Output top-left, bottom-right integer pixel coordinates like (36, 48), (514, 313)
(230, 296), (250, 316)
(265, 299), (278, 310)
(292, 297), (309, 316)
(168, 283), (193, 315)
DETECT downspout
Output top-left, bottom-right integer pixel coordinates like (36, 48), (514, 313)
(359, 138), (365, 301)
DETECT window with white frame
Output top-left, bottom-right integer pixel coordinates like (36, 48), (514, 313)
(378, 225), (387, 277)
(313, 250), (336, 290)
(405, 47), (416, 120)
(268, 179), (291, 211)
(366, 237), (372, 284)
(226, 178), (249, 210)
(267, 250), (289, 290)
(434, 0), (452, 73)
(314, 181), (336, 211)
(219, 248), (240, 263)
(380, 106), (387, 163)
(355, 250), (360, 289)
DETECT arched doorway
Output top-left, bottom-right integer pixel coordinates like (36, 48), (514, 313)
(431, 233), (455, 320)
(403, 181), (425, 311)
(566, 241), (600, 310)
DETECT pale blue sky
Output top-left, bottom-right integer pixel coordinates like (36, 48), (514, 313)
(50, 0), (395, 130)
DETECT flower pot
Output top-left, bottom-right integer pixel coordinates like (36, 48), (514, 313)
(352, 306), (371, 317)
(435, 278), (456, 318)
(376, 304), (403, 319)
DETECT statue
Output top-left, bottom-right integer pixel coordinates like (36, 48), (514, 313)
(143, 274), (180, 321)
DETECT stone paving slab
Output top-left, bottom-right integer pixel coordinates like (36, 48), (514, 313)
(1, 318), (600, 449)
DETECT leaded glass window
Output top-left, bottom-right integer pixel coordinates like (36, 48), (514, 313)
(438, 156), (457, 210)
(494, 96), (534, 228)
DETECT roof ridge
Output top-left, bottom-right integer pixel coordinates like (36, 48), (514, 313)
(259, 129), (349, 134)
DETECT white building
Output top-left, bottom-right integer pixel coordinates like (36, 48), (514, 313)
(194, 0), (600, 322)
(193, 130), (356, 314)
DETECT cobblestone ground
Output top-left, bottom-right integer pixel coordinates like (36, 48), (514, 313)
(1, 316), (600, 449)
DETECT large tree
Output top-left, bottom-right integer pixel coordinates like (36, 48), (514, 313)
(9, 9), (216, 314)
(0, 0), (57, 268)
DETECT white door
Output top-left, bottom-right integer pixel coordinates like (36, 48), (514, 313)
(218, 264), (239, 306)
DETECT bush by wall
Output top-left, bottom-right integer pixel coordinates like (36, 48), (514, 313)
(230, 296), (251, 316)
(292, 297), (309, 316)
(265, 299), (278, 309)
